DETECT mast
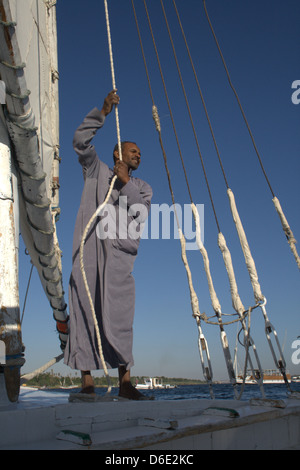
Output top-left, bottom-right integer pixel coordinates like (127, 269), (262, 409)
(0, 0), (68, 401)
(0, 106), (23, 402)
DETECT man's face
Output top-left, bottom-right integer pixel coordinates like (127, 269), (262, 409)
(115, 143), (141, 171)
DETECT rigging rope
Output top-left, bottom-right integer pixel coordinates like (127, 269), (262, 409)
(160, 0), (220, 234)
(133, 0), (289, 398)
(132, 0), (214, 397)
(134, 0), (253, 397)
(202, 0), (300, 270)
(144, 0), (274, 399)
(20, 253), (34, 325)
(160, 0), (258, 397)
(79, 0), (124, 394)
(169, 0), (264, 306)
(142, 0), (224, 316)
(172, 0), (291, 391)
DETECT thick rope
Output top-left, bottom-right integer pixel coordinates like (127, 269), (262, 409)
(79, 0), (123, 393)
(227, 189), (264, 303)
(217, 232), (245, 315)
(191, 203), (221, 314)
(272, 197), (300, 269)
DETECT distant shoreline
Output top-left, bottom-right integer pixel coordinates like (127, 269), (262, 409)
(22, 376), (228, 390)
(22, 379), (295, 392)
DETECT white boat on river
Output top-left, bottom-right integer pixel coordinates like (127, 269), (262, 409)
(135, 377), (176, 390)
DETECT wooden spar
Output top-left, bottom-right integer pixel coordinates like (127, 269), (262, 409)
(0, 1), (69, 361)
(0, 108), (23, 402)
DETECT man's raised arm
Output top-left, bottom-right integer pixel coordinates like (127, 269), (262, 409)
(73, 90), (120, 170)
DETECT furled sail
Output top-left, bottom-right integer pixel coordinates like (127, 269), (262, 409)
(0, 0), (68, 353)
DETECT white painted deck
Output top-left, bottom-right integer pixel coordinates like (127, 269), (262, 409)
(0, 386), (299, 450)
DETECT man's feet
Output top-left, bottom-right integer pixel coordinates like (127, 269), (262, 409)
(118, 365), (150, 400)
(118, 381), (148, 400)
(79, 368), (154, 400)
(80, 371), (95, 395)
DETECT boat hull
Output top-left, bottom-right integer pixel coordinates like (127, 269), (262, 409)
(237, 370), (292, 385)
(0, 388), (299, 450)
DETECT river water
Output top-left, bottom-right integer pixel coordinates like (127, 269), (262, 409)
(52, 382), (300, 401)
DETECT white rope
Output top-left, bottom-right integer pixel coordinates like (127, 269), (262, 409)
(227, 188), (264, 303)
(228, 189), (291, 388)
(152, 105), (161, 133)
(152, 107), (236, 396)
(104, 0), (122, 162)
(272, 196), (300, 269)
(78, 1), (123, 393)
(79, 183), (115, 393)
(178, 227), (214, 396)
(191, 203), (221, 313)
(217, 231), (266, 397)
(178, 227), (201, 319)
(217, 232), (245, 315)
(190, 203), (240, 397)
(152, 107), (214, 388)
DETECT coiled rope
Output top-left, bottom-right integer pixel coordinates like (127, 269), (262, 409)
(79, 0), (122, 393)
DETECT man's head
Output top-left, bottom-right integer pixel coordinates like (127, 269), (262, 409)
(113, 141), (141, 171)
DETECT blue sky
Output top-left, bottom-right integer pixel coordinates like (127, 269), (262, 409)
(20, 0), (300, 382)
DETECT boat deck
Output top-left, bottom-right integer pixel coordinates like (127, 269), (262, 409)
(0, 386), (300, 450)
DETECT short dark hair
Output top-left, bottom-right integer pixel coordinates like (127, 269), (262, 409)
(113, 141), (137, 160)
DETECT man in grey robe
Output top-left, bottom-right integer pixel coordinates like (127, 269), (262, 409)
(64, 90), (152, 399)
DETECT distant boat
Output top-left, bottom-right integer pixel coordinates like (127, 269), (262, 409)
(135, 377), (176, 390)
(292, 376), (300, 383)
(237, 369), (292, 385)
